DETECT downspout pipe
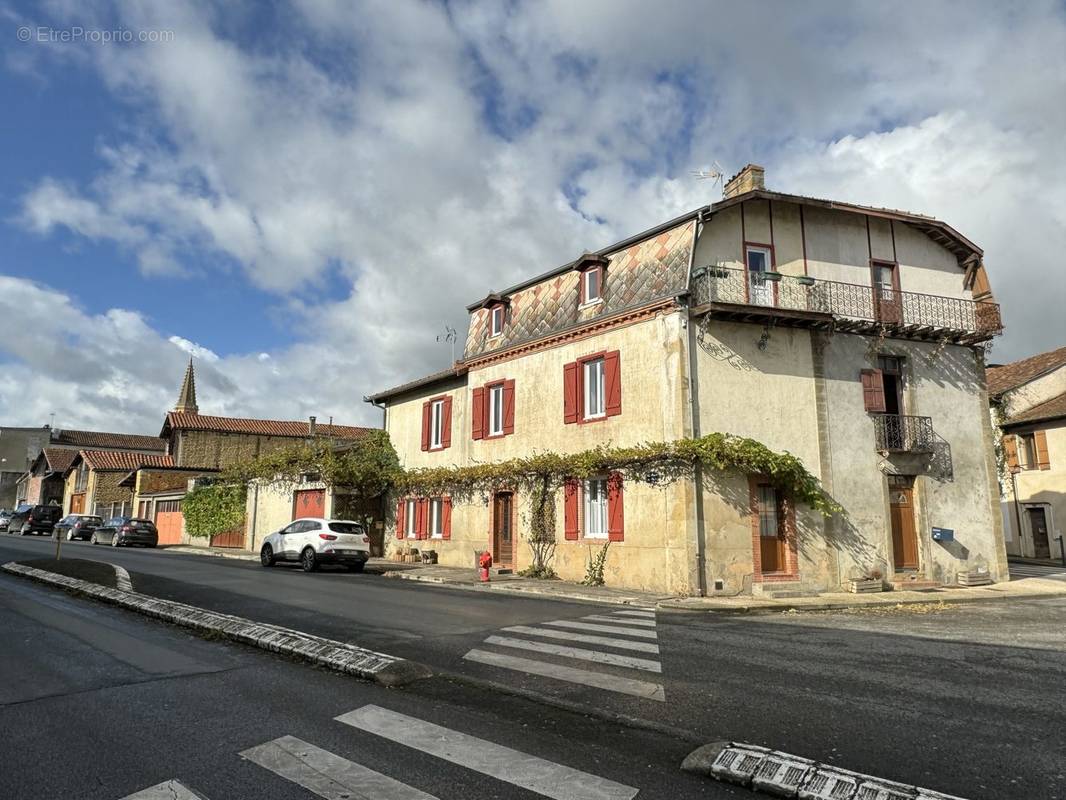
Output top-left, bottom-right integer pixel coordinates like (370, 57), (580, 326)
(684, 210), (708, 596)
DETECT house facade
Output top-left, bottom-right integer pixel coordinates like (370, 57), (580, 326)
(368, 165), (1008, 595)
(989, 347), (1066, 561)
(62, 450), (175, 518)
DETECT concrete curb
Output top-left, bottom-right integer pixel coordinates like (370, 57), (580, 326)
(682, 740), (967, 799)
(156, 546), (260, 562)
(2, 561), (431, 688)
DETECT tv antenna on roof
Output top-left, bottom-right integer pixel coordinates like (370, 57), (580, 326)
(437, 325), (458, 364)
(691, 161), (724, 187)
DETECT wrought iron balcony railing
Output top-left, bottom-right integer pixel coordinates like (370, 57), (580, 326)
(872, 414), (935, 453)
(690, 266), (1002, 339)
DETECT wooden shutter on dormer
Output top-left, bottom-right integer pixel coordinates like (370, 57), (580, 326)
(563, 362), (579, 424)
(860, 369), (886, 413)
(1035, 430), (1051, 470)
(564, 479), (579, 540)
(441, 397), (452, 449)
(1003, 434), (1019, 472)
(607, 472), (624, 542)
(604, 351), (622, 417)
(472, 387), (486, 440)
(420, 402), (431, 451)
(503, 379), (516, 435)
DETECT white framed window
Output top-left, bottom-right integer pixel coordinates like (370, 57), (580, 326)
(583, 358), (605, 419)
(584, 477), (608, 538)
(430, 399), (444, 449)
(582, 268), (602, 304)
(429, 498), (443, 538)
(490, 305), (504, 337)
(489, 383), (505, 436)
(745, 245), (771, 273)
(405, 499), (417, 538)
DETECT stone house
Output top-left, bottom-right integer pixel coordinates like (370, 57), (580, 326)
(20, 448), (78, 509)
(368, 165), (1007, 596)
(988, 346), (1066, 561)
(62, 450), (176, 518)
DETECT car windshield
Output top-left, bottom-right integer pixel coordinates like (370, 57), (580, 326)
(327, 522), (364, 534)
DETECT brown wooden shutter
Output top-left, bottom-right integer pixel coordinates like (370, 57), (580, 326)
(420, 402), (431, 451)
(503, 379), (516, 435)
(441, 397), (452, 449)
(471, 387), (486, 440)
(605, 351), (622, 417)
(1035, 430), (1051, 470)
(607, 471), (624, 542)
(563, 362), (579, 424)
(416, 498), (428, 539)
(564, 479), (579, 540)
(441, 497), (452, 540)
(860, 368), (886, 413)
(396, 499), (405, 540)
(1003, 434), (1019, 472)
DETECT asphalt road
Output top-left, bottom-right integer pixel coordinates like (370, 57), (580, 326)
(3, 533), (1065, 799)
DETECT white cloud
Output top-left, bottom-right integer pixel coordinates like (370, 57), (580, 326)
(168, 336), (220, 363)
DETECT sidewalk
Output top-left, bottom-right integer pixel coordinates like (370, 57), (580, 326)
(159, 544), (260, 561)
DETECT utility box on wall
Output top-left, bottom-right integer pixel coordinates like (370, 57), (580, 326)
(931, 526), (955, 542)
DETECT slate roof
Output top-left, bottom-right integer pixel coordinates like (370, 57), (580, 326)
(1002, 391), (1066, 428)
(987, 346), (1066, 397)
(50, 429), (165, 452)
(77, 451), (175, 472)
(161, 412), (370, 440)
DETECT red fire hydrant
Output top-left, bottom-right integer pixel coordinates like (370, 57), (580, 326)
(478, 551), (493, 582)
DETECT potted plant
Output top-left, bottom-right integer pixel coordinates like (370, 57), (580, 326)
(847, 568), (884, 593)
(708, 266), (732, 279)
(797, 275), (816, 286)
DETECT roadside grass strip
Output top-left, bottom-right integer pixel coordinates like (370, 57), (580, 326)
(336, 704), (639, 800)
(2, 561), (428, 687)
(682, 741), (968, 800)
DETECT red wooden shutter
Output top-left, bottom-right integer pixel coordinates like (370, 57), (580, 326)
(564, 479), (579, 540)
(420, 402), (431, 450)
(472, 387), (486, 440)
(441, 397), (452, 449)
(860, 369), (886, 413)
(396, 500), (405, 540)
(605, 350), (622, 417)
(563, 362), (579, 424)
(441, 497), (452, 540)
(416, 499), (428, 539)
(1003, 435), (1019, 472)
(1034, 430), (1051, 470)
(503, 379), (516, 435)
(607, 472), (624, 542)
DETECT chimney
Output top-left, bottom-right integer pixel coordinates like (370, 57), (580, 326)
(723, 164), (765, 199)
(309, 416), (317, 438)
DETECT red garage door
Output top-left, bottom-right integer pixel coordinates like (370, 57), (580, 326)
(293, 489), (326, 520)
(155, 500), (184, 545)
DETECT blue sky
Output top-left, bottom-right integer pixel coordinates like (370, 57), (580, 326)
(0, 0), (1063, 433)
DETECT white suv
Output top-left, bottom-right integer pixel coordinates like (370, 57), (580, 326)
(260, 517), (371, 573)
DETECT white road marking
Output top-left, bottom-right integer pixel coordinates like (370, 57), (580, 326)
(112, 563), (133, 592)
(502, 625), (660, 653)
(121, 780), (207, 800)
(582, 614), (657, 627)
(545, 620), (658, 639)
(336, 704), (640, 800)
(241, 735), (437, 800)
(611, 610), (656, 619)
(464, 648), (666, 701)
(484, 634), (662, 672)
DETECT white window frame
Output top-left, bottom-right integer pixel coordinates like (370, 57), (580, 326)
(583, 358), (606, 420)
(405, 499), (417, 539)
(582, 268), (602, 305)
(745, 245), (771, 273)
(429, 497), (443, 539)
(583, 477), (608, 539)
(490, 305), (504, 337)
(488, 383), (505, 436)
(430, 399), (444, 449)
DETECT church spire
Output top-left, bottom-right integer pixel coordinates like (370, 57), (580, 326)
(174, 358), (199, 414)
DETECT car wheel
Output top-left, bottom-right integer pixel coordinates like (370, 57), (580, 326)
(260, 544), (275, 567)
(65, 530), (74, 541)
(18, 526), (26, 535)
(111, 535), (120, 547)
(347, 561), (366, 573)
(300, 547), (319, 573)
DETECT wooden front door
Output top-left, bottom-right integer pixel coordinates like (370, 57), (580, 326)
(70, 493), (85, 514)
(492, 491), (515, 569)
(293, 489), (326, 520)
(756, 483), (787, 574)
(1028, 507), (1051, 559)
(890, 484), (920, 570)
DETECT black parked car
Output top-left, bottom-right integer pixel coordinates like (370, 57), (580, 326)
(90, 516), (158, 548)
(8, 504), (62, 535)
(54, 514), (104, 541)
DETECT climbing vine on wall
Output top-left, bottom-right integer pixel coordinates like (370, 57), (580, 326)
(182, 482), (247, 539)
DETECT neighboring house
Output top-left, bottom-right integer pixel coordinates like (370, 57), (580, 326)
(988, 346), (1066, 561)
(62, 450), (176, 518)
(20, 448), (78, 507)
(0, 426), (53, 508)
(367, 165), (1008, 595)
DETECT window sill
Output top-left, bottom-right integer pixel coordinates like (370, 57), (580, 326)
(428, 445), (447, 452)
(483, 432), (508, 440)
(578, 298), (603, 310)
(578, 414), (608, 425)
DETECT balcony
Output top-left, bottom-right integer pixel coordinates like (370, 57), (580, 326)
(872, 414), (935, 453)
(690, 267), (1002, 344)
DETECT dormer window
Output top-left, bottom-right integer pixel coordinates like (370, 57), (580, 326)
(490, 305), (504, 337)
(582, 266), (602, 305)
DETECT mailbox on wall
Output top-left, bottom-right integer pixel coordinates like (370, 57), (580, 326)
(931, 527), (955, 542)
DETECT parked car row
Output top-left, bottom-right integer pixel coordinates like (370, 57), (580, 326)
(1, 504), (63, 535)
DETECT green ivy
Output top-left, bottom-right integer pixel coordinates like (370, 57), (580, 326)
(183, 482), (247, 539)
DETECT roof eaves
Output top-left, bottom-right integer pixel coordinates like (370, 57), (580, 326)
(365, 365), (469, 404)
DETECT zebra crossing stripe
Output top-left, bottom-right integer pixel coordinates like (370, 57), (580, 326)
(582, 614), (657, 627)
(611, 610), (656, 618)
(120, 780), (207, 800)
(336, 704), (640, 800)
(484, 634), (662, 672)
(545, 619), (658, 639)
(464, 648), (666, 701)
(501, 625), (660, 653)
(241, 735), (438, 800)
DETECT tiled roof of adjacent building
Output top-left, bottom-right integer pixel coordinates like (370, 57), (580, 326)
(51, 428), (166, 452)
(42, 448), (78, 473)
(161, 412), (371, 440)
(986, 346), (1066, 397)
(78, 451), (175, 472)
(1002, 390), (1066, 428)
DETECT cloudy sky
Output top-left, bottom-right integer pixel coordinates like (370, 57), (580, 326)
(0, 0), (1063, 433)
